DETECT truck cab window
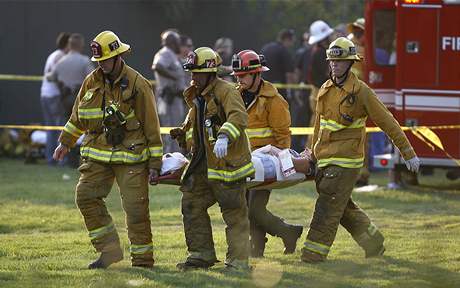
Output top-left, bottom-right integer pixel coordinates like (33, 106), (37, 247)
(374, 10), (396, 66)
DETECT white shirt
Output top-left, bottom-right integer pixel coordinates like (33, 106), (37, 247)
(41, 49), (66, 98)
(52, 51), (94, 89)
(152, 46), (184, 95)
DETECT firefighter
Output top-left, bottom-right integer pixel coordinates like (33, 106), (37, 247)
(347, 18), (366, 80)
(171, 47), (253, 271)
(53, 31), (163, 269)
(231, 50), (303, 257)
(300, 37), (420, 263)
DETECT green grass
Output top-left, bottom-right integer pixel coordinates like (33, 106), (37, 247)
(1, 159), (460, 287)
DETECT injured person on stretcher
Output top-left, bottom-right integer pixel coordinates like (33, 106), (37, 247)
(155, 145), (316, 190)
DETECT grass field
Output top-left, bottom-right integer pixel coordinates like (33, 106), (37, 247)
(1, 159), (460, 288)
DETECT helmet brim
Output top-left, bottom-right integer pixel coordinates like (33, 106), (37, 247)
(326, 55), (361, 61)
(308, 28), (334, 45)
(231, 66), (269, 76)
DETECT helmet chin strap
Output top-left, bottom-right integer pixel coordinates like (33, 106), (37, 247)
(106, 55), (119, 77)
(248, 73), (258, 91)
(198, 73), (215, 94)
(329, 61), (353, 87)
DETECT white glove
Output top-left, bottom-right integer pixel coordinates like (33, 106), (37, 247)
(405, 156), (420, 173)
(213, 135), (229, 159)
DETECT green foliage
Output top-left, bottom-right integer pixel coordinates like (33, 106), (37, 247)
(1, 159), (459, 287)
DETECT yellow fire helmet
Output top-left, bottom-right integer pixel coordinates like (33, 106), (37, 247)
(183, 47), (222, 73)
(347, 17), (365, 33)
(90, 31), (130, 62)
(326, 37), (361, 61)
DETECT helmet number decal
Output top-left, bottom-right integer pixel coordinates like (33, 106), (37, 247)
(90, 41), (102, 58)
(205, 59), (216, 68)
(108, 40), (120, 51)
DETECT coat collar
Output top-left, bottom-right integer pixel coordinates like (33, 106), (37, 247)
(237, 80), (277, 98)
(319, 71), (359, 98)
(94, 60), (128, 86)
(183, 77), (219, 107)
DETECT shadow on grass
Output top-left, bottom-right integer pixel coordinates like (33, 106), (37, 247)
(118, 265), (247, 287)
(275, 255), (460, 288)
(351, 189), (459, 217)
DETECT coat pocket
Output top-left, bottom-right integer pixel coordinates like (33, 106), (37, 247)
(125, 116), (141, 131)
(123, 138), (146, 155)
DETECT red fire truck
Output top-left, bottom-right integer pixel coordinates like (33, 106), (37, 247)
(365, 0), (460, 178)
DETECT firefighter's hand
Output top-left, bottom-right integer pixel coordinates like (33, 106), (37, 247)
(213, 135), (229, 159)
(149, 169), (160, 185)
(405, 156), (420, 173)
(53, 143), (70, 161)
(169, 128), (185, 139)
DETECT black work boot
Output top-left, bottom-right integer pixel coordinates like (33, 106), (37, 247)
(176, 258), (214, 271)
(281, 224), (303, 254)
(88, 247), (123, 269)
(365, 244), (386, 258)
(132, 252), (155, 269)
(250, 227), (267, 258)
(355, 226), (385, 258)
(132, 263), (154, 269)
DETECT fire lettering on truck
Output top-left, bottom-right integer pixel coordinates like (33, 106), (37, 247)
(442, 37), (460, 51)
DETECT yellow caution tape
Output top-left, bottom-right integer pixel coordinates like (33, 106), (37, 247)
(272, 83), (313, 90)
(2, 124), (459, 135)
(409, 127), (460, 166)
(1, 123), (459, 165)
(0, 74), (313, 90)
(0, 74), (43, 81)
(0, 124), (174, 134)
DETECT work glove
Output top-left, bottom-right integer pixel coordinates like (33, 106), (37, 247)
(404, 156), (420, 173)
(149, 168), (160, 185)
(170, 128), (187, 149)
(213, 135), (229, 159)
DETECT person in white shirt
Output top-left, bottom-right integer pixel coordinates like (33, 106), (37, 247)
(151, 29), (185, 153)
(48, 33), (94, 117)
(40, 32), (70, 165)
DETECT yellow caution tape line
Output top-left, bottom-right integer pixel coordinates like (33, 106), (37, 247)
(2, 124), (459, 165)
(408, 127), (460, 166)
(0, 124), (174, 134)
(0, 74), (44, 81)
(272, 83), (313, 90)
(1, 124), (460, 135)
(0, 74), (314, 90)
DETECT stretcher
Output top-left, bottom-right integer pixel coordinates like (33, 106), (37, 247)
(156, 146), (315, 190)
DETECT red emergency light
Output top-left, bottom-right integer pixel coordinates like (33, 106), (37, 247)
(380, 159), (389, 167)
